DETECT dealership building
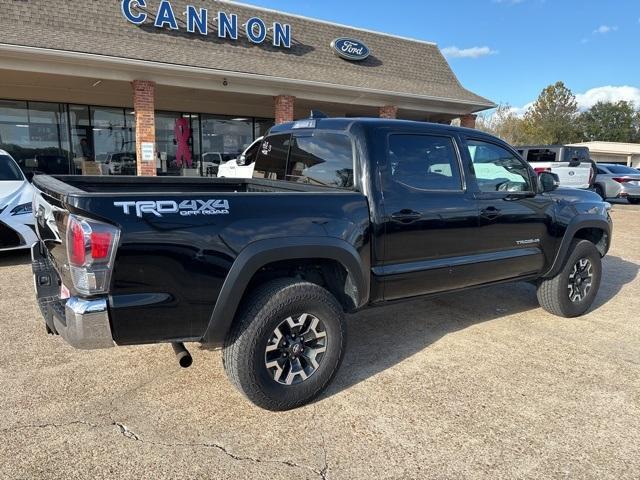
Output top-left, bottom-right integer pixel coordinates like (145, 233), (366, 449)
(0, 0), (494, 176)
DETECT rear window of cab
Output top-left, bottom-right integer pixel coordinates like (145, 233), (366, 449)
(253, 131), (355, 188)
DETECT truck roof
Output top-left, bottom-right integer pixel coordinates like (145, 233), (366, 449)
(269, 117), (483, 136)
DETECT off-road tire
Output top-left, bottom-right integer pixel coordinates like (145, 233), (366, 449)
(594, 185), (606, 200)
(537, 239), (602, 318)
(223, 278), (346, 411)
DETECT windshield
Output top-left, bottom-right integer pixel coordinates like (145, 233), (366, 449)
(605, 165), (639, 175)
(0, 154), (24, 181)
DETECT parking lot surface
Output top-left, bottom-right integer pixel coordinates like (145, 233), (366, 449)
(1, 204), (639, 479)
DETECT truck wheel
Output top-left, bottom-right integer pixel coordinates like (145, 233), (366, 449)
(594, 185), (606, 200)
(536, 239), (602, 318)
(223, 278), (346, 411)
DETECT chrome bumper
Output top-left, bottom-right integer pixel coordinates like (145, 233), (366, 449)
(55, 297), (115, 350)
(32, 242), (114, 350)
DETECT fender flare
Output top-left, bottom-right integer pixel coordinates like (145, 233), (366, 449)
(543, 215), (611, 278)
(201, 236), (369, 345)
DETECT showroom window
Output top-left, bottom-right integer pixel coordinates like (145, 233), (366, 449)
(0, 98), (273, 177)
(156, 112), (200, 176)
(0, 100), (72, 175)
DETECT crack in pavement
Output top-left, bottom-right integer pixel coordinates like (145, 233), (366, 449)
(313, 404), (330, 480)
(111, 420), (328, 480)
(3, 418), (328, 479)
(0, 420), (100, 435)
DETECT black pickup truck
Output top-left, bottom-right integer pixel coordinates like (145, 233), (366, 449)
(31, 118), (612, 410)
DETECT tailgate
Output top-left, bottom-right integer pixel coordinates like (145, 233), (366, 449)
(549, 163), (592, 189)
(32, 180), (71, 281)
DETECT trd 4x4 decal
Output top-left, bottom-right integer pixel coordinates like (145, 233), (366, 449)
(114, 200), (230, 217)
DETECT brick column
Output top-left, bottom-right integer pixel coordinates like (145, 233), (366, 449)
(132, 80), (156, 176)
(274, 95), (295, 124)
(460, 114), (477, 129)
(379, 105), (398, 119)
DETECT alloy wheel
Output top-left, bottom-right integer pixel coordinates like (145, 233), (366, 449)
(568, 258), (593, 303)
(264, 313), (328, 385)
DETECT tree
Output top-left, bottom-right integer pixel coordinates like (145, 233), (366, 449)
(476, 104), (532, 145)
(577, 101), (636, 142)
(524, 81), (579, 144)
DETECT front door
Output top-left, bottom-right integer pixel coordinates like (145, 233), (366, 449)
(459, 137), (555, 286)
(377, 131), (479, 300)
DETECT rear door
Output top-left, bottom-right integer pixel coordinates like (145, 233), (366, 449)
(377, 129), (479, 300)
(461, 137), (555, 284)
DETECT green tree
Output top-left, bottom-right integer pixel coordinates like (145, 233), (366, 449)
(524, 81), (579, 144)
(633, 109), (640, 143)
(476, 104), (532, 145)
(578, 101), (637, 142)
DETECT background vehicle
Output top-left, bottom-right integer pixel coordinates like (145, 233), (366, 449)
(517, 145), (595, 189)
(31, 119), (611, 410)
(217, 137), (263, 178)
(200, 152), (224, 177)
(593, 163), (640, 204)
(0, 150), (37, 251)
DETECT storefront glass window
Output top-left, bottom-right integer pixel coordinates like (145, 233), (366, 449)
(68, 104), (92, 174)
(91, 107), (136, 175)
(0, 100), (71, 174)
(201, 116), (253, 176)
(254, 118), (275, 139)
(155, 112), (200, 176)
(1, 98), (273, 177)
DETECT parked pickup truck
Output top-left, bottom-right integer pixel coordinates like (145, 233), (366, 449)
(31, 118), (612, 410)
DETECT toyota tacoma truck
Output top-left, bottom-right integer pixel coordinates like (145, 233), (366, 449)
(31, 118), (612, 410)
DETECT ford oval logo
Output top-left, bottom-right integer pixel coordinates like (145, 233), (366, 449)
(331, 38), (370, 61)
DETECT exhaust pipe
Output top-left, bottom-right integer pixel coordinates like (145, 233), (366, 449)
(171, 342), (193, 368)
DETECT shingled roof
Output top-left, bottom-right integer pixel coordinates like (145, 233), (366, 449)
(0, 0), (494, 110)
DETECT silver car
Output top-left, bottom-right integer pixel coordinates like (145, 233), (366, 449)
(594, 163), (640, 204)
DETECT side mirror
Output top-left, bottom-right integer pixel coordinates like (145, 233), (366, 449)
(25, 171), (35, 183)
(568, 157), (581, 167)
(539, 171), (560, 193)
(237, 154), (247, 166)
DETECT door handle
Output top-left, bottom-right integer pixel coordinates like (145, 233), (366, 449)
(391, 209), (423, 223)
(480, 206), (501, 220)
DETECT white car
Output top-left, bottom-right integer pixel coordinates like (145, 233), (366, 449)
(0, 150), (37, 251)
(217, 137), (263, 178)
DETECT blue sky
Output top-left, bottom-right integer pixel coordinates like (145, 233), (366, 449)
(239, 0), (640, 111)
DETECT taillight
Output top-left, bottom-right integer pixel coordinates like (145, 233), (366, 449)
(66, 215), (120, 295)
(534, 167), (551, 175)
(612, 177), (633, 183)
(90, 232), (113, 259)
(69, 220), (86, 266)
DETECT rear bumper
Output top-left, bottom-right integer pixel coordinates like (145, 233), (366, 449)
(615, 184), (640, 198)
(31, 242), (115, 350)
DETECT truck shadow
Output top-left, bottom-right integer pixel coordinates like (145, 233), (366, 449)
(0, 250), (31, 267)
(322, 255), (638, 400)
